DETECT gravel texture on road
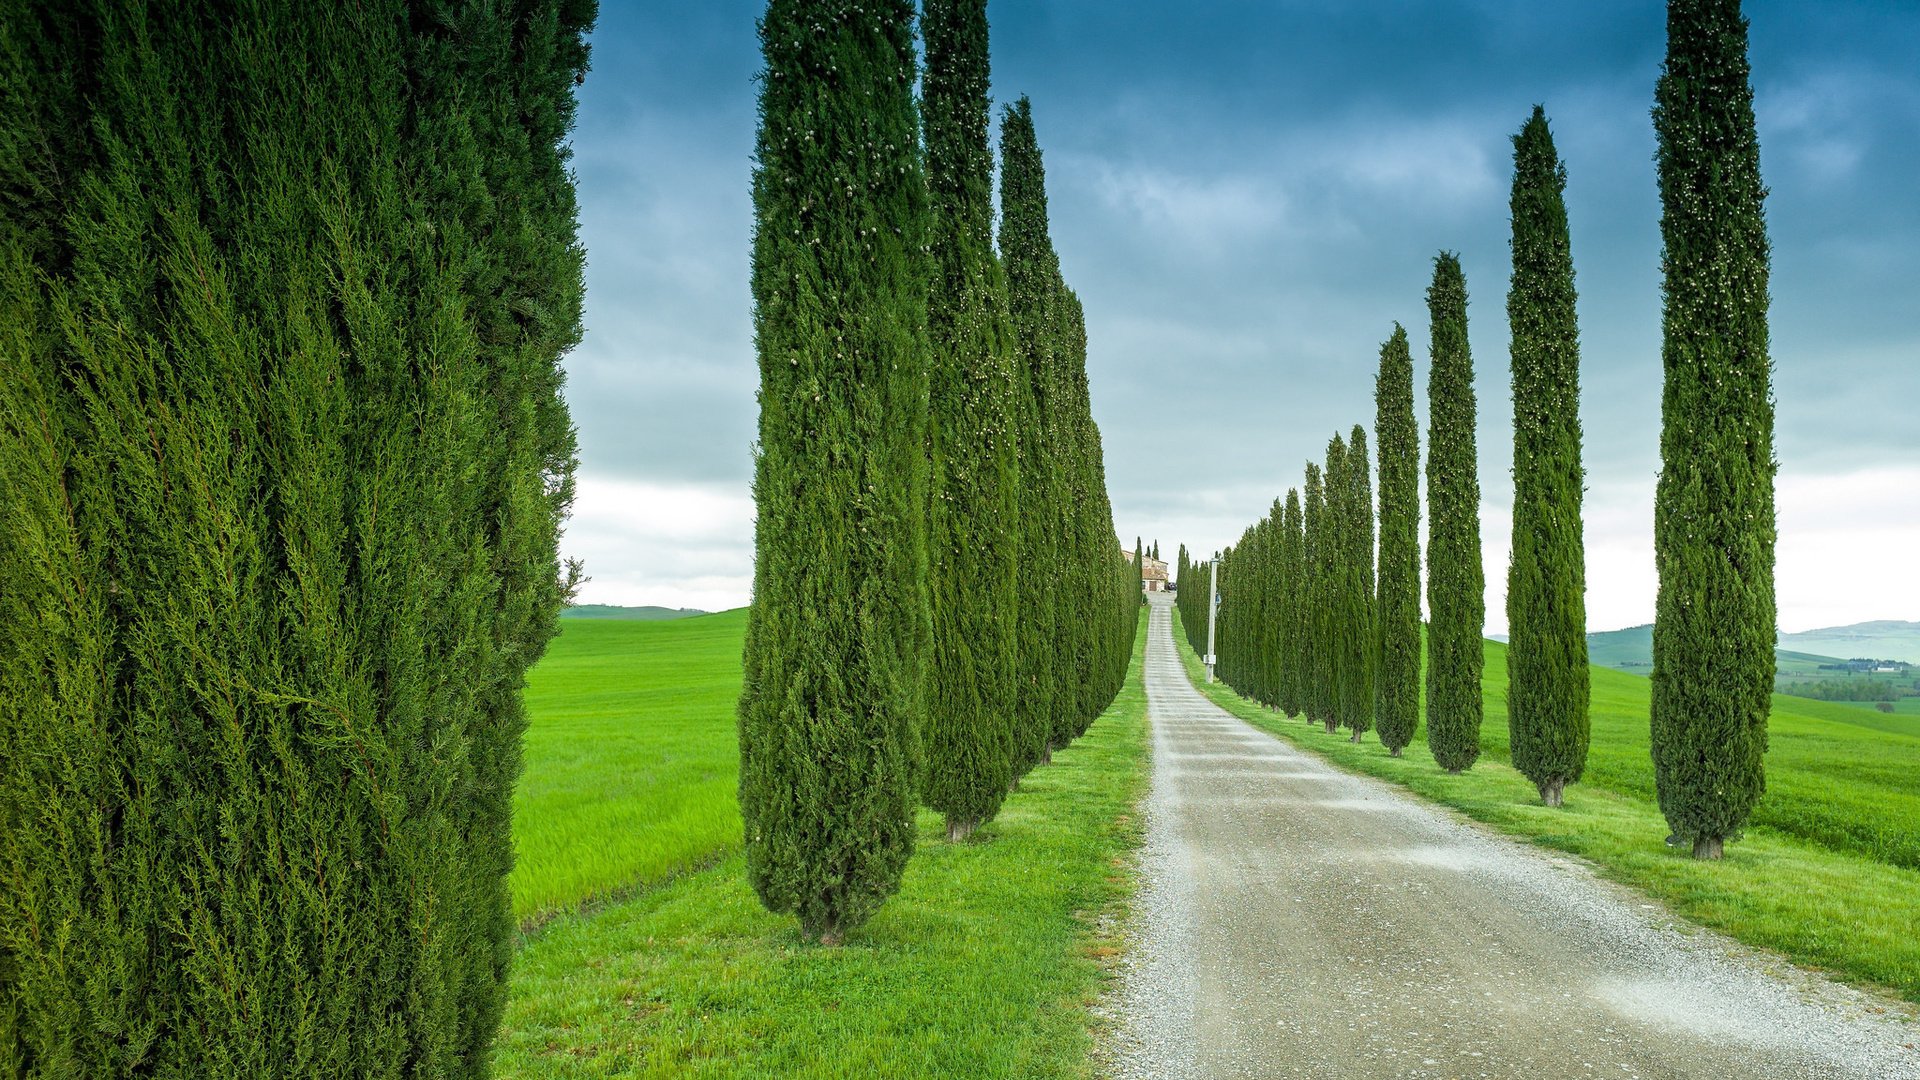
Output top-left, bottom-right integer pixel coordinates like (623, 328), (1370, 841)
(1101, 595), (1920, 1079)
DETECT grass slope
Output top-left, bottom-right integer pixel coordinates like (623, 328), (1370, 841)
(1172, 611), (1920, 1004)
(496, 611), (1150, 1077)
(512, 611), (746, 922)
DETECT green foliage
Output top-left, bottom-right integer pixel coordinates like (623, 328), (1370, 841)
(1650, 0), (1776, 855)
(1374, 327), (1422, 755)
(1780, 680), (1903, 703)
(1303, 462), (1334, 728)
(1277, 490), (1308, 719)
(921, 0), (1019, 838)
(1000, 97), (1061, 773)
(0, 1), (592, 1073)
(1337, 425), (1377, 740)
(1425, 252), (1486, 773)
(739, 0), (931, 944)
(999, 98), (1136, 761)
(1505, 106), (1591, 805)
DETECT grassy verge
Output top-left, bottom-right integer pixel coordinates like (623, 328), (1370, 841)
(495, 612), (1151, 1078)
(511, 611), (747, 923)
(1170, 611), (1920, 1006)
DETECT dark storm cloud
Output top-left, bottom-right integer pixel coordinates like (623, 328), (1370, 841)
(565, 1), (1920, 626)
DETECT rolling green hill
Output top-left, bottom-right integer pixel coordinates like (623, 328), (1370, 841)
(1588, 620), (1920, 674)
(1585, 623), (1654, 671)
(559, 603), (709, 620)
(1780, 620), (1920, 665)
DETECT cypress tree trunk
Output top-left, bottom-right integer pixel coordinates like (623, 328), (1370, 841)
(1425, 252), (1486, 774)
(1278, 489), (1307, 719)
(1000, 97), (1060, 773)
(920, 0), (1019, 842)
(1650, 0), (1775, 857)
(740, 0), (931, 944)
(1374, 325), (1422, 757)
(0, 2), (590, 1072)
(1342, 425), (1377, 743)
(1506, 106), (1592, 808)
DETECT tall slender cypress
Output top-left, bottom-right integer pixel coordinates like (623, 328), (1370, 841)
(1425, 252), (1486, 773)
(1000, 96), (1061, 770)
(1506, 106), (1591, 807)
(1375, 326), (1422, 756)
(1278, 489), (1308, 719)
(0, 2), (591, 1071)
(1650, 0), (1776, 859)
(1302, 463), (1330, 726)
(739, 0), (931, 944)
(1315, 440), (1346, 735)
(1340, 425), (1377, 742)
(920, 0), (1019, 842)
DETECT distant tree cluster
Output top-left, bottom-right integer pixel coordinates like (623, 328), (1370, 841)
(738, 0), (1138, 946)
(1781, 680), (1902, 703)
(1175, 0), (1777, 860)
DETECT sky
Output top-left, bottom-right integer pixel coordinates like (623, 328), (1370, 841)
(560, 1), (1919, 635)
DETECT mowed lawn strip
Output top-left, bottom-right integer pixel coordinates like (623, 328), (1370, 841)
(1171, 611), (1920, 1004)
(496, 611), (1150, 1078)
(512, 611), (747, 923)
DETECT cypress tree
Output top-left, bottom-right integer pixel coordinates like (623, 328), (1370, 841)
(1261, 502), (1286, 708)
(1152, 540), (1160, 560)
(0, 1), (591, 1071)
(1375, 326), (1422, 756)
(1277, 489), (1308, 719)
(1650, 0), (1775, 859)
(1425, 252), (1486, 773)
(919, 0), (1019, 842)
(1315, 441), (1346, 735)
(1340, 425), (1377, 742)
(1302, 463), (1330, 726)
(1000, 96), (1061, 770)
(739, 0), (931, 944)
(1506, 106), (1591, 808)
(1136, 535), (1147, 595)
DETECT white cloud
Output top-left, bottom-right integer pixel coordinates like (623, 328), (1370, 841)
(562, 473), (754, 613)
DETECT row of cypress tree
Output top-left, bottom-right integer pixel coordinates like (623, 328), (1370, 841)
(1, 1), (595, 1074)
(1180, 0), (1776, 859)
(1177, 114), (1587, 797)
(738, 0), (1137, 947)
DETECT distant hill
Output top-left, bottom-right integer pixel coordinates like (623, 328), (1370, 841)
(1586, 624), (1654, 671)
(1780, 621), (1920, 666)
(561, 604), (708, 621)
(1586, 619), (1920, 673)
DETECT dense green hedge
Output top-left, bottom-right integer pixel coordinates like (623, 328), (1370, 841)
(0, 2), (592, 1073)
(739, 2), (1137, 944)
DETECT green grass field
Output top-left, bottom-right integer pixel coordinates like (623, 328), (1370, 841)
(1172, 611), (1920, 1004)
(511, 611), (747, 923)
(497, 611), (1150, 1076)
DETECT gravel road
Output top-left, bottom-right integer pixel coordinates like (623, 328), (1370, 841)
(1102, 595), (1920, 1079)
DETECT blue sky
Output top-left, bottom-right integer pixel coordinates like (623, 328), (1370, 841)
(562, 1), (1919, 634)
